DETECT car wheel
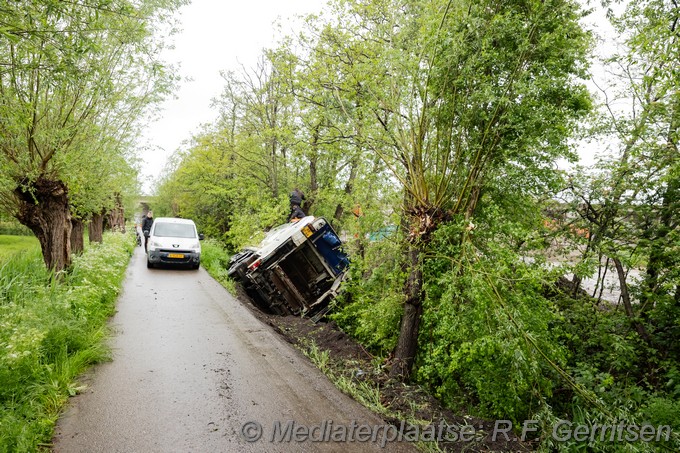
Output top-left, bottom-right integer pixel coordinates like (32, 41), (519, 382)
(147, 259), (153, 269)
(192, 262), (200, 270)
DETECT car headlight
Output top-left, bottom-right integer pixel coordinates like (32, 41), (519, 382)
(192, 242), (201, 252)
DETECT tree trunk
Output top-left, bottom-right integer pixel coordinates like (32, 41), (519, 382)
(571, 235), (593, 297)
(107, 193), (126, 232)
(612, 257), (651, 343)
(89, 212), (104, 243)
(390, 242), (424, 380)
(303, 127), (319, 215)
(14, 177), (72, 271)
(334, 157), (359, 221)
(643, 175), (678, 310)
(71, 218), (85, 255)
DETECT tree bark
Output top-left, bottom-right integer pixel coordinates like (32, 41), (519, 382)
(303, 127), (319, 215)
(571, 235), (593, 297)
(390, 242), (424, 380)
(14, 177), (72, 271)
(107, 193), (126, 232)
(89, 212), (104, 243)
(71, 217), (85, 255)
(613, 257), (651, 343)
(643, 175), (678, 310)
(334, 157), (359, 221)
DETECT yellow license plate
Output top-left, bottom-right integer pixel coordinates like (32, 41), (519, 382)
(302, 226), (313, 238)
(167, 253), (185, 259)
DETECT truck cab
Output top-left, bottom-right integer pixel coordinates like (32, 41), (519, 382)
(227, 216), (349, 316)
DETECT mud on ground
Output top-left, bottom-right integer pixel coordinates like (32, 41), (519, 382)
(236, 288), (536, 453)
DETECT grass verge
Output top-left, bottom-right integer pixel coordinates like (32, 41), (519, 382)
(300, 339), (447, 452)
(0, 232), (134, 452)
(0, 235), (39, 260)
(200, 239), (237, 294)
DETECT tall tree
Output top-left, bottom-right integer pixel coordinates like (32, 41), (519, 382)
(567, 0), (680, 344)
(314, 0), (592, 379)
(0, 0), (184, 270)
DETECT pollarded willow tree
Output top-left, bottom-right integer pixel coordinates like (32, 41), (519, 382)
(0, 0), (184, 270)
(313, 0), (592, 378)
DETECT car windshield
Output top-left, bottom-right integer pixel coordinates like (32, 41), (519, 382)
(153, 223), (196, 238)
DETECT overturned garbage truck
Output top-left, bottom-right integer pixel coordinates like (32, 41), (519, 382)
(227, 216), (349, 316)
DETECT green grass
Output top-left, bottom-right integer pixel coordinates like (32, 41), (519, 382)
(0, 235), (39, 261)
(200, 239), (238, 294)
(0, 232), (134, 452)
(0, 221), (32, 236)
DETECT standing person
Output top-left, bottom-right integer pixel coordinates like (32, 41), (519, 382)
(142, 211), (154, 252)
(289, 188), (306, 221)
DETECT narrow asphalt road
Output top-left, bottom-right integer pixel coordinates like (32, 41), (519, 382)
(53, 246), (415, 453)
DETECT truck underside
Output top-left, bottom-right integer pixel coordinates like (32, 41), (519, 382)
(227, 218), (348, 316)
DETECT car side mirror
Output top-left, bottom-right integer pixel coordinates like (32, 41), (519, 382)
(199, 233), (205, 240)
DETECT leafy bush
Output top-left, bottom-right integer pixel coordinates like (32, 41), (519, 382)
(417, 233), (567, 424)
(331, 237), (404, 356)
(0, 220), (32, 236)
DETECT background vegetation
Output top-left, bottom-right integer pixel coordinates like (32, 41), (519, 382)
(0, 0), (185, 270)
(155, 0), (679, 450)
(0, 0), (676, 451)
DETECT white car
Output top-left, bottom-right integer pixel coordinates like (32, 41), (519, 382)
(146, 217), (203, 269)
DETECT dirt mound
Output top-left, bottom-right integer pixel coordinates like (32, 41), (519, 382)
(238, 287), (535, 452)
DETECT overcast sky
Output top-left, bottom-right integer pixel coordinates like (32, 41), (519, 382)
(139, 0), (619, 193)
(139, 0), (321, 192)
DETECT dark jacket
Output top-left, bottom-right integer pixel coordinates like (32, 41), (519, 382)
(288, 205), (306, 221)
(142, 216), (154, 234)
(290, 189), (305, 207)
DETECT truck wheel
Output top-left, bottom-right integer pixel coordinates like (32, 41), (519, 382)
(227, 250), (255, 281)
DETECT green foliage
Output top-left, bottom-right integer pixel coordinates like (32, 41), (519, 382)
(331, 237), (405, 355)
(0, 219), (31, 236)
(417, 221), (566, 423)
(200, 239), (237, 294)
(0, 0), (184, 269)
(644, 396), (680, 431)
(0, 232), (133, 451)
(152, 1), (680, 451)
(544, 283), (680, 451)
